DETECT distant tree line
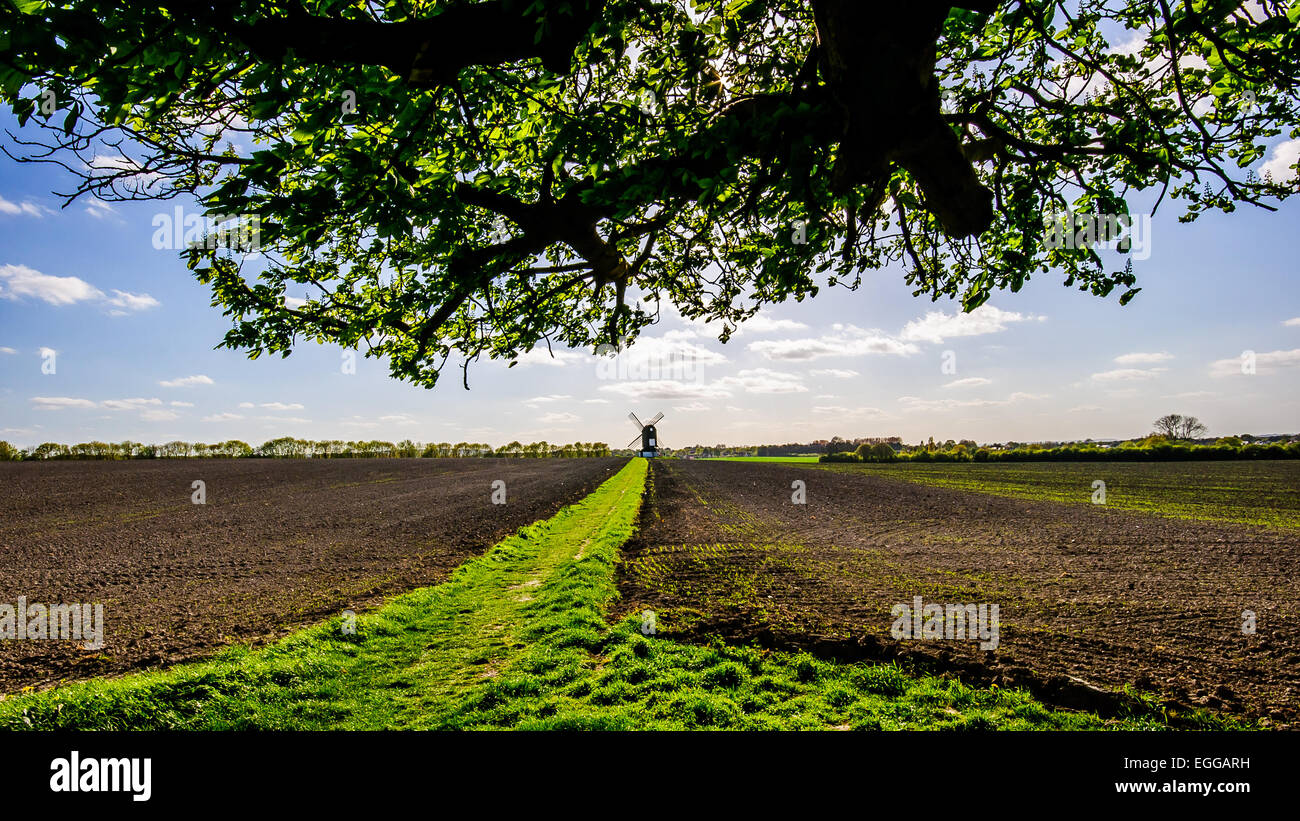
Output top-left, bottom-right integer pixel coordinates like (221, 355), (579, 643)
(824, 436), (1300, 464)
(0, 438), (611, 460)
(672, 437), (903, 458)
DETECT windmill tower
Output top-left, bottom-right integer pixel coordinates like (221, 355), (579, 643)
(626, 411), (664, 457)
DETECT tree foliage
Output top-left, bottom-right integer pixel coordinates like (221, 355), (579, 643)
(2, 0), (1296, 387)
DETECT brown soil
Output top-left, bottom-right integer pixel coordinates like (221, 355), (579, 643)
(0, 457), (625, 692)
(616, 460), (1300, 726)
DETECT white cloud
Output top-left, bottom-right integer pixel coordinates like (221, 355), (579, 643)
(0, 346), (15, 355)
(378, 414), (418, 425)
(899, 305), (1041, 344)
(898, 392), (1047, 412)
(749, 326), (917, 361)
(160, 374), (214, 387)
(0, 264), (158, 312)
(673, 401), (711, 412)
(257, 415), (310, 424)
(617, 336), (729, 367)
(810, 368), (859, 379)
(538, 411), (580, 425)
(1164, 390), (1219, 400)
(512, 348), (583, 367)
(1209, 349), (1300, 377)
(0, 195), (50, 217)
(238, 402), (254, 408)
(104, 290), (160, 312)
(716, 368), (807, 394)
(1067, 405), (1104, 413)
(1090, 367), (1166, 382)
(259, 402), (305, 411)
(1284, 317), (1300, 327)
(582, 398), (610, 404)
(141, 409), (180, 422)
(1261, 138), (1300, 182)
(812, 405), (892, 418)
(943, 377), (992, 388)
(101, 397), (163, 410)
(0, 264), (103, 305)
(87, 156), (163, 191)
(524, 394), (571, 408)
(30, 396), (97, 410)
(201, 412), (243, 422)
(340, 417), (380, 429)
(660, 328), (701, 341)
(1113, 351), (1173, 365)
(599, 380), (729, 401)
(169, 401), (194, 407)
(740, 315), (809, 333)
(83, 198), (116, 220)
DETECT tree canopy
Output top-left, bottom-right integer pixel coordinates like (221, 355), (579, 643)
(2, 0), (1296, 387)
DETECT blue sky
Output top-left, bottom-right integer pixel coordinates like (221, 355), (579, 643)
(1, 113), (1297, 449)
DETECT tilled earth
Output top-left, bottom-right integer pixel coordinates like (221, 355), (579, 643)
(616, 459), (1300, 726)
(0, 457), (625, 692)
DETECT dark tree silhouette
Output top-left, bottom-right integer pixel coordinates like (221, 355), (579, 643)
(2, 1), (1296, 387)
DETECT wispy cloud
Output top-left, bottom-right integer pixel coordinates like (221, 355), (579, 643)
(537, 411), (581, 425)
(810, 368), (858, 378)
(101, 397), (163, 411)
(105, 290), (161, 312)
(0, 195), (51, 218)
(1209, 349), (1300, 377)
(30, 396), (97, 410)
(1113, 351), (1173, 365)
(740, 315), (809, 333)
(899, 305), (1041, 344)
(511, 348), (583, 367)
(599, 380), (728, 401)
(1090, 367), (1166, 382)
(83, 198), (117, 220)
(749, 325), (916, 361)
(524, 394), (571, 408)
(716, 368), (808, 394)
(943, 377), (992, 388)
(898, 392), (1047, 412)
(159, 374), (214, 388)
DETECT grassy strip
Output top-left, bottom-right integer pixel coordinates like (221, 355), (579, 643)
(0, 457), (1218, 730)
(803, 460), (1300, 529)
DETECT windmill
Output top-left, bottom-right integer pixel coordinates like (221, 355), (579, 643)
(626, 411), (664, 457)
